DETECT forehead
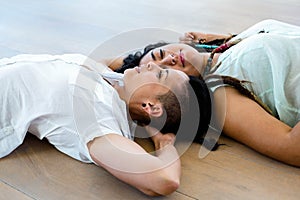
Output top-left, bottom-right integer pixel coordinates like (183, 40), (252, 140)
(140, 43), (196, 64)
(166, 69), (189, 86)
(141, 43), (187, 61)
(161, 43), (186, 50)
(170, 69), (189, 80)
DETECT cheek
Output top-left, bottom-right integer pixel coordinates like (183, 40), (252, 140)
(184, 65), (201, 76)
(128, 82), (155, 97)
(140, 56), (152, 65)
(140, 56), (161, 67)
(167, 65), (182, 71)
(133, 84), (168, 99)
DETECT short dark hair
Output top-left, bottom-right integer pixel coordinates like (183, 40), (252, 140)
(127, 73), (223, 150)
(128, 82), (188, 134)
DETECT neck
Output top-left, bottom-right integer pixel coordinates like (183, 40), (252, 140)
(201, 53), (221, 75)
(113, 84), (128, 103)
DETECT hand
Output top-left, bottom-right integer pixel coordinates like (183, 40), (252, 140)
(179, 32), (233, 44)
(179, 32), (208, 44)
(152, 132), (176, 151)
(145, 126), (176, 151)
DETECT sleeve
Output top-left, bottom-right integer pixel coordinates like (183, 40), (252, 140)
(69, 68), (133, 163)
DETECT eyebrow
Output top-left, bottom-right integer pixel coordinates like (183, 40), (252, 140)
(151, 51), (156, 61)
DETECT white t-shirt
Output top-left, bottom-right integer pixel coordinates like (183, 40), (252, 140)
(213, 33), (300, 127)
(231, 19), (300, 41)
(0, 54), (134, 163)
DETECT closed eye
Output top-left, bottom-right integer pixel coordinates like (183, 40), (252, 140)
(151, 51), (156, 61)
(157, 69), (169, 80)
(159, 49), (164, 59)
(151, 49), (165, 62)
(157, 70), (163, 79)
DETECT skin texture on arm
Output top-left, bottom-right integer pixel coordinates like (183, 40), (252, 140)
(179, 20), (300, 46)
(214, 87), (300, 166)
(179, 32), (233, 44)
(87, 133), (181, 196)
(98, 56), (125, 71)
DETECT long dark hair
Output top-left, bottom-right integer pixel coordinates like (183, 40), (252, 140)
(181, 76), (221, 151)
(205, 74), (273, 114)
(117, 38), (272, 151)
(183, 74), (273, 151)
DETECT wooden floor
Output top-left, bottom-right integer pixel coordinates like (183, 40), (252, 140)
(1, 0), (300, 199)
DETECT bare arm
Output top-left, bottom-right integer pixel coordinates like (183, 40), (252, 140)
(87, 133), (181, 196)
(215, 87), (300, 166)
(179, 32), (233, 44)
(98, 56), (125, 71)
(145, 126), (176, 151)
(180, 20), (300, 45)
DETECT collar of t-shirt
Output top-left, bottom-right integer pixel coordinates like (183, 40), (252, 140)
(101, 71), (124, 86)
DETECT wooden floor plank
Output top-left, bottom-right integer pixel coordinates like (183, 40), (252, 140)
(0, 135), (193, 200)
(1, 135), (145, 200)
(0, 181), (32, 200)
(1, 0), (300, 199)
(178, 138), (300, 200)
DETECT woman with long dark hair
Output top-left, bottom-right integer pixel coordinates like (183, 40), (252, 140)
(104, 19), (300, 166)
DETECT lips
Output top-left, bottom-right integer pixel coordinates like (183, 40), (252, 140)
(179, 50), (185, 67)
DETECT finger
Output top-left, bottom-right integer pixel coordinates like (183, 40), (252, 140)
(144, 126), (159, 137)
(179, 32), (194, 40)
(185, 32), (195, 39)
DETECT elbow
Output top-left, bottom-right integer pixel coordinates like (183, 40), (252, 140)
(283, 129), (300, 167)
(152, 176), (180, 196)
(282, 152), (300, 167)
(287, 160), (300, 167)
(159, 177), (180, 196)
(141, 175), (180, 196)
(274, 144), (300, 167)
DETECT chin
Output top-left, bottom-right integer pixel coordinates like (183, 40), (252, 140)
(124, 68), (134, 75)
(123, 69), (131, 77)
(123, 69), (133, 83)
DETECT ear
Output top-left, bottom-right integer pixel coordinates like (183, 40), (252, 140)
(142, 102), (163, 118)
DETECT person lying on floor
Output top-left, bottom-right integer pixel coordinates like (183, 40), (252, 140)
(98, 19), (300, 167)
(0, 54), (209, 196)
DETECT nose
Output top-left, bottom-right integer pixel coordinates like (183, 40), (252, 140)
(144, 62), (162, 72)
(161, 53), (177, 66)
(146, 62), (160, 71)
(146, 62), (153, 70)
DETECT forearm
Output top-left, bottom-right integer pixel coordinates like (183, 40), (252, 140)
(180, 32), (234, 45)
(88, 134), (181, 196)
(131, 144), (181, 196)
(219, 87), (300, 167)
(286, 122), (300, 166)
(204, 33), (233, 42)
(98, 56), (124, 71)
(146, 144), (181, 196)
(156, 144), (181, 181)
